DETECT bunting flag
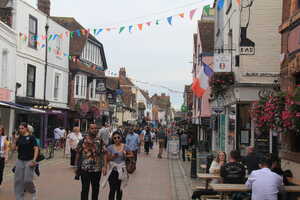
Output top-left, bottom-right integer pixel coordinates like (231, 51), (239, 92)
(93, 29), (97, 35)
(48, 34), (53, 40)
(129, 25), (134, 33)
(65, 31), (69, 37)
(119, 26), (126, 33)
(217, 0), (224, 10)
(156, 19), (160, 25)
(146, 21), (151, 26)
(189, 8), (197, 20)
(203, 5), (211, 16)
(179, 13), (185, 18)
(106, 28), (111, 32)
(70, 31), (74, 38)
(138, 24), (143, 31)
(236, 0), (240, 5)
(167, 16), (173, 25)
(96, 28), (103, 35)
(76, 29), (81, 37)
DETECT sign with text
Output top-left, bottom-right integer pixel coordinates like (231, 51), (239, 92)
(95, 79), (106, 94)
(240, 46), (255, 55)
(214, 54), (231, 72)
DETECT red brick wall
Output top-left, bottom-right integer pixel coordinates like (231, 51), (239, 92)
(282, 0), (291, 23)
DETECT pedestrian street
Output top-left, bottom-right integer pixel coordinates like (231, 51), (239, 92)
(0, 145), (176, 200)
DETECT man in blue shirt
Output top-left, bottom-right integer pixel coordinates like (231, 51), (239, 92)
(125, 129), (140, 161)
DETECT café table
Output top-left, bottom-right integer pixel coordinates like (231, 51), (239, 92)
(210, 184), (300, 200)
(197, 173), (221, 189)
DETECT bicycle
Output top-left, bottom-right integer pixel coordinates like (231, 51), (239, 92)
(44, 138), (55, 159)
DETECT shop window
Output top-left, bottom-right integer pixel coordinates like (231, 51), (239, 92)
(26, 65), (36, 97)
(28, 15), (38, 49)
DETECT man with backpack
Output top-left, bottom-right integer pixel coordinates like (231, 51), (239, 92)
(143, 127), (152, 155)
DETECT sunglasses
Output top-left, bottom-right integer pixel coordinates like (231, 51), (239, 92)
(113, 136), (121, 140)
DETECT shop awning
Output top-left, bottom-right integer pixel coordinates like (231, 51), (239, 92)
(0, 101), (46, 113)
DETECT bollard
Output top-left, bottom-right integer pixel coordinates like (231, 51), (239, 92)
(190, 146), (197, 178)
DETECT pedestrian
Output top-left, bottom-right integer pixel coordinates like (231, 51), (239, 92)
(180, 131), (188, 162)
(125, 128), (140, 162)
(14, 122), (39, 200)
(75, 124), (105, 200)
(246, 156), (283, 200)
(242, 146), (260, 175)
(143, 127), (152, 155)
(68, 126), (82, 167)
(53, 126), (65, 149)
(150, 128), (155, 149)
(157, 128), (166, 158)
(27, 125), (40, 177)
(220, 150), (246, 184)
(0, 125), (8, 187)
(102, 131), (132, 200)
(98, 123), (110, 146)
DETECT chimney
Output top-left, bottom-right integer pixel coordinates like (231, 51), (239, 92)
(37, 0), (51, 16)
(119, 67), (126, 77)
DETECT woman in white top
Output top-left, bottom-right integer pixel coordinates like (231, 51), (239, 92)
(68, 127), (83, 166)
(0, 126), (8, 186)
(209, 151), (227, 174)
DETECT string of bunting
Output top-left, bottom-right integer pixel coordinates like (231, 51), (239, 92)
(18, 3), (211, 45)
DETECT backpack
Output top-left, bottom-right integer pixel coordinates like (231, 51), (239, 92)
(144, 133), (151, 142)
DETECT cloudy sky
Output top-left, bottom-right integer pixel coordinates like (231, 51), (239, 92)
(25, 0), (213, 109)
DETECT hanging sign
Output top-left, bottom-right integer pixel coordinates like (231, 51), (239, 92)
(214, 53), (231, 72)
(95, 79), (106, 94)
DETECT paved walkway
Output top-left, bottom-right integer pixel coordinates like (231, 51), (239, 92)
(0, 144), (176, 200)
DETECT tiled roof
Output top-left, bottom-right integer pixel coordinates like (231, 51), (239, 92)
(106, 77), (120, 90)
(0, 0), (9, 8)
(119, 76), (134, 86)
(140, 89), (151, 102)
(198, 20), (215, 53)
(70, 60), (105, 77)
(50, 17), (107, 69)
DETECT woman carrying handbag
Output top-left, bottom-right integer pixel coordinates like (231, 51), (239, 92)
(102, 131), (133, 200)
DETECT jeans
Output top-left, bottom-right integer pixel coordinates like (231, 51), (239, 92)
(109, 170), (122, 200)
(80, 171), (101, 200)
(181, 145), (188, 161)
(0, 157), (4, 185)
(144, 142), (150, 154)
(70, 148), (76, 166)
(14, 160), (36, 200)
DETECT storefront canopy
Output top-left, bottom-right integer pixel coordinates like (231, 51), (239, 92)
(0, 101), (46, 113)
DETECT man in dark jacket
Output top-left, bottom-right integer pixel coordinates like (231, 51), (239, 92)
(242, 146), (260, 175)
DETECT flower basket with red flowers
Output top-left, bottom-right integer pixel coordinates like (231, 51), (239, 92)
(209, 72), (235, 99)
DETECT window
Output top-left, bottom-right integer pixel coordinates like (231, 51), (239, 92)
(53, 73), (60, 99)
(1, 50), (8, 88)
(74, 74), (87, 98)
(89, 79), (97, 99)
(26, 65), (36, 97)
(56, 37), (61, 53)
(28, 15), (38, 49)
(75, 75), (80, 96)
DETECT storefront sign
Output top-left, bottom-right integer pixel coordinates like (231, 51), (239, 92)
(214, 54), (231, 72)
(95, 79), (106, 94)
(242, 72), (280, 77)
(240, 46), (255, 55)
(0, 88), (12, 101)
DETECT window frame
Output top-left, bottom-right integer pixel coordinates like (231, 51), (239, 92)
(28, 15), (38, 49)
(53, 72), (61, 100)
(74, 74), (87, 99)
(26, 64), (36, 97)
(1, 50), (8, 88)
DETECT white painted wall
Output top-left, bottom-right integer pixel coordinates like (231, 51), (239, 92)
(13, 0), (69, 109)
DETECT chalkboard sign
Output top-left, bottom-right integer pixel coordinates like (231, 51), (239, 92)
(255, 134), (270, 155)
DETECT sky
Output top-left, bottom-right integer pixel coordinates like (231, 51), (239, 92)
(25, 0), (213, 110)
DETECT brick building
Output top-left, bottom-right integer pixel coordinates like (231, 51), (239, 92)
(279, 0), (300, 179)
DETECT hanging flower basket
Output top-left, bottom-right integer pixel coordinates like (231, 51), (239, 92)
(209, 72), (235, 98)
(251, 86), (300, 135)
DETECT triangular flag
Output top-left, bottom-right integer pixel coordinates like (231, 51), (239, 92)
(156, 20), (160, 25)
(70, 31), (74, 38)
(146, 22), (152, 26)
(81, 29), (85, 35)
(138, 24), (143, 31)
(93, 29), (97, 35)
(119, 26), (125, 34)
(96, 29), (103, 35)
(48, 47), (51, 52)
(129, 25), (133, 33)
(41, 44), (46, 48)
(65, 31), (69, 37)
(167, 16), (173, 25)
(52, 34), (58, 40)
(217, 0), (224, 10)
(60, 33), (64, 39)
(48, 34), (53, 40)
(203, 5), (210, 16)
(106, 28), (111, 32)
(236, 0), (240, 5)
(189, 9), (197, 20)
(41, 35), (47, 40)
(179, 13), (185, 18)
(76, 29), (81, 37)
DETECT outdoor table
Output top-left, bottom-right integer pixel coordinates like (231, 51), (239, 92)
(197, 173), (221, 189)
(210, 184), (300, 200)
